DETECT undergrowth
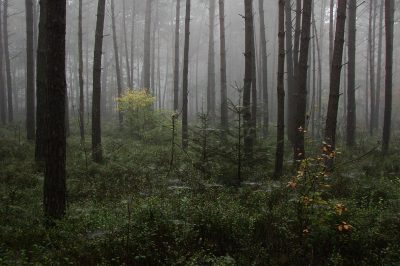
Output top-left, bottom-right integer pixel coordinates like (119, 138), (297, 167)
(0, 120), (399, 265)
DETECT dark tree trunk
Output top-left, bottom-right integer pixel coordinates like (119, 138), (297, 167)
(346, 0), (356, 146)
(3, 0), (12, 123)
(130, 0), (136, 88)
(182, 0), (191, 149)
(173, 0), (180, 111)
(324, 0), (347, 169)
(382, 0), (394, 151)
(285, 0), (294, 140)
(0, 2), (4, 126)
(143, 0), (152, 92)
(44, 0), (67, 220)
(243, 0), (254, 158)
(375, 0), (384, 129)
(207, 0), (215, 116)
(92, 0), (106, 163)
(35, 0), (47, 162)
(274, 0), (285, 178)
(329, 0), (334, 73)
(219, 0), (228, 134)
(78, 0), (84, 140)
(111, 0), (123, 126)
(26, 0), (35, 141)
(293, 0), (312, 162)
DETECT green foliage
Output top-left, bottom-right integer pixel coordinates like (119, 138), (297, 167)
(1, 121), (400, 265)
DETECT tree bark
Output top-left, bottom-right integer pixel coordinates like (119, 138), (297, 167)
(219, 0), (228, 134)
(329, 0), (334, 74)
(3, 0), (12, 123)
(207, 0), (216, 116)
(78, 0), (84, 140)
(122, 0), (131, 89)
(368, 0), (376, 136)
(285, 0), (294, 140)
(44, 0), (67, 220)
(375, 0), (384, 129)
(0, 2), (4, 125)
(346, 0), (356, 146)
(182, 0), (191, 149)
(293, 0), (312, 162)
(143, 0), (152, 93)
(173, 0), (181, 111)
(25, 0), (35, 141)
(92, 0), (106, 163)
(382, 0), (394, 151)
(259, 0), (269, 138)
(243, 0), (254, 158)
(274, 0), (285, 178)
(324, 0), (347, 169)
(111, 0), (123, 126)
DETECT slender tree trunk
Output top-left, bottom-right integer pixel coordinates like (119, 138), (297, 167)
(346, 0), (356, 146)
(259, 0), (268, 138)
(312, 8), (316, 138)
(285, 0), (294, 140)
(382, 0), (394, 151)
(324, 0), (347, 169)
(143, 0), (152, 92)
(368, 0), (376, 136)
(0, 2), (5, 125)
(275, 0), (285, 178)
(130, 0), (136, 88)
(44, 0), (67, 220)
(243, 0), (254, 159)
(365, 46), (369, 129)
(92, 0), (106, 163)
(290, 0), (302, 143)
(151, 3), (158, 98)
(111, 0), (123, 126)
(375, 0), (384, 128)
(182, 0), (191, 148)
(251, 26), (257, 141)
(173, 0), (181, 111)
(219, 0), (228, 134)
(78, 0), (84, 140)
(293, 0), (312, 162)
(207, 0), (216, 117)
(35, 0), (47, 161)
(329, 0), (334, 74)
(25, 0), (35, 141)
(3, 0), (12, 123)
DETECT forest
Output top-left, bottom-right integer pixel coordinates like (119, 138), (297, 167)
(0, 0), (400, 264)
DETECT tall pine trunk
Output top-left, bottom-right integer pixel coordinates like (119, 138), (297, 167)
(346, 0), (356, 146)
(44, 0), (67, 220)
(375, 0), (384, 128)
(92, 0), (106, 163)
(324, 0), (347, 169)
(219, 0), (228, 134)
(3, 0), (12, 122)
(182, 0), (191, 149)
(173, 0), (181, 111)
(0, 2), (4, 126)
(78, 0), (84, 140)
(285, 0), (294, 140)
(274, 0), (285, 178)
(259, 0), (268, 137)
(382, 0), (394, 151)
(207, 0), (216, 116)
(143, 0), (152, 92)
(25, 0), (35, 141)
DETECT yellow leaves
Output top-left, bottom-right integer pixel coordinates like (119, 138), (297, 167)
(338, 221), (353, 231)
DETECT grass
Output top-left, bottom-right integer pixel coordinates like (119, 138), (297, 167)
(0, 118), (400, 265)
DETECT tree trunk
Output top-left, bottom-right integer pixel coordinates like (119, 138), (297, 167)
(274, 0), (285, 178)
(122, 0), (131, 89)
(25, 0), (35, 141)
(92, 0), (106, 163)
(182, 0), (191, 149)
(151, 4), (158, 99)
(382, 0), (394, 151)
(219, 0), (228, 134)
(78, 0), (84, 140)
(368, 0), (376, 136)
(290, 0), (302, 143)
(111, 0), (123, 126)
(173, 0), (181, 111)
(375, 0), (383, 129)
(243, 0), (254, 159)
(44, 0), (67, 220)
(0, 2), (4, 125)
(143, 0), (152, 92)
(346, 0), (356, 146)
(324, 0), (347, 169)
(293, 0), (312, 162)
(285, 0), (294, 140)
(329, 0), (334, 74)
(207, 0), (216, 116)
(130, 0), (136, 88)
(3, 0), (12, 123)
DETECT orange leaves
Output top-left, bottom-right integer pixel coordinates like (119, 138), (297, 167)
(337, 221), (353, 231)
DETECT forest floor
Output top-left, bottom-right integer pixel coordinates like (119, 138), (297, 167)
(1, 118), (400, 265)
